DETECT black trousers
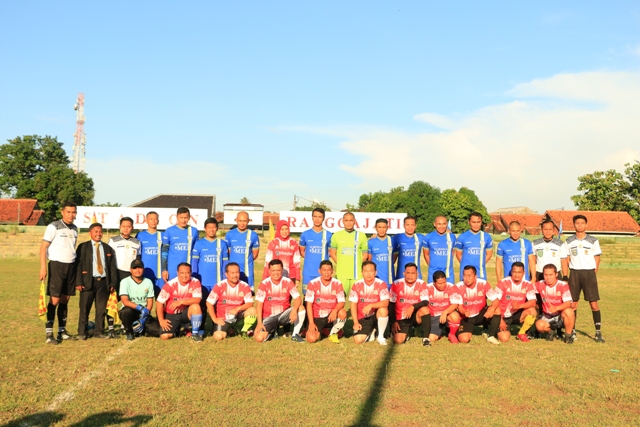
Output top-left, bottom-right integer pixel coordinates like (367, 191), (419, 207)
(78, 277), (108, 336)
(119, 306), (161, 337)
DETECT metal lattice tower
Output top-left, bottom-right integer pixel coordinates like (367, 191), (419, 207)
(72, 93), (86, 173)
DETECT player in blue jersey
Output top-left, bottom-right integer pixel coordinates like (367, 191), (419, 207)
(368, 218), (394, 287)
(192, 217), (229, 336)
(422, 215), (457, 282)
(161, 207), (199, 282)
(225, 211), (260, 289)
(393, 216), (424, 279)
(454, 212), (493, 281)
(136, 211), (164, 296)
(299, 208), (332, 295)
(495, 221), (535, 282)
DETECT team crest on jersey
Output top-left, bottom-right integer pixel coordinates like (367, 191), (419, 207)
(556, 291), (561, 296)
(584, 250), (589, 255)
(521, 289), (526, 293)
(571, 248), (578, 256)
(331, 290), (336, 295)
(414, 291), (419, 295)
(478, 291), (484, 296)
(373, 290), (379, 294)
(536, 250), (544, 257)
(444, 293), (448, 298)
(239, 292), (244, 297)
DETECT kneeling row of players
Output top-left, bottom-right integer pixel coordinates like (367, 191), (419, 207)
(100, 257), (575, 346)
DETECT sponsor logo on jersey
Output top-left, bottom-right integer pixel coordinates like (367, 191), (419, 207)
(467, 248), (481, 255)
(203, 254), (218, 263)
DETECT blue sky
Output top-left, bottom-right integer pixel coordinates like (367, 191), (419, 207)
(1, 2), (639, 214)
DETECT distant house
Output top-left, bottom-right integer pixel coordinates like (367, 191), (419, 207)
(486, 209), (543, 235)
(131, 194), (216, 218)
(543, 210), (640, 236)
(487, 214), (507, 234)
(0, 199), (45, 225)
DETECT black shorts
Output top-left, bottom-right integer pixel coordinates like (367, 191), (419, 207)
(164, 311), (190, 336)
(354, 315), (376, 336)
(538, 312), (564, 329)
(569, 269), (599, 302)
(312, 317), (337, 334)
(47, 261), (76, 297)
(397, 316), (418, 335)
(503, 309), (525, 328)
(459, 307), (489, 334)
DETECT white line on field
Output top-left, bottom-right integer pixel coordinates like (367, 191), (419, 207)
(21, 340), (135, 427)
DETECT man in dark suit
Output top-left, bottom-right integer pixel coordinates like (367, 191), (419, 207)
(75, 223), (118, 339)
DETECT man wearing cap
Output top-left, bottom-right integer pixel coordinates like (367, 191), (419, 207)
(119, 260), (162, 340)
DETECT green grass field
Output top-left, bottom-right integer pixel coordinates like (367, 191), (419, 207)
(1, 239), (640, 426)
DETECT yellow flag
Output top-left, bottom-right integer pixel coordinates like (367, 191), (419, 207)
(38, 281), (48, 322)
(269, 217), (275, 241)
(106, 289), (120, 324)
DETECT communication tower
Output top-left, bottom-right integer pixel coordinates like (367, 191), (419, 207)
(72, 93), (86, 173)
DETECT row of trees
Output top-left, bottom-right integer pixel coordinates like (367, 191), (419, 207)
(571, 162), (640, 223)
(0, 135), (95, 223)
(347, 181), (490, 234)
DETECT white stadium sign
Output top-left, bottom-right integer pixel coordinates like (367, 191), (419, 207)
(279, 211), (408, 234)
(74, 207), (208, 230)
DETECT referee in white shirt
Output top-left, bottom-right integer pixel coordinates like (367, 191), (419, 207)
(532, 220), (567, 281)
(39, 202), (78, 344)
(561, 215), (605, 343)
(107, 217), (141, 335)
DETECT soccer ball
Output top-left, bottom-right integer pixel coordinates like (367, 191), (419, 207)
(87, 321), (95, 331)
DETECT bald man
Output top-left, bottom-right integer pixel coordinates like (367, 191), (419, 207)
(225, 211), (260, 290)
(422, 215), (457, 282)
(329, 212), (369, 300)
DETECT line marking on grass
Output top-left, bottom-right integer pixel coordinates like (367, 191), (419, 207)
(20, 340), (136, 427)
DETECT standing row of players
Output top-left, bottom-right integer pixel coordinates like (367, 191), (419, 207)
(39, 204), (604, 344)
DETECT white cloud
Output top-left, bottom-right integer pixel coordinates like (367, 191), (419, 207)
(304, 71), (640, 212)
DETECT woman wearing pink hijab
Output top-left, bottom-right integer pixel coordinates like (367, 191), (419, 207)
(263, 220), (301, 284)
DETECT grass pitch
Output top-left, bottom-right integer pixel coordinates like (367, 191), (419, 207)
(1, 242), (640, 426)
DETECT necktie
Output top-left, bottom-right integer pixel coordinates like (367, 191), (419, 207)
(95, 243), (104, 276)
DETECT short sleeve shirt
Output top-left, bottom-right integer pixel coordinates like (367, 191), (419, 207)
(43, 220), (78, 263)
(157, 277), (203, 314)
(304, 277), (345, 318)
(496, 238), (534, 280)
(535, 280), (572, 316)
(454, 230), (493, 281)
(532, 237), (566, 272)
(206, 279), (253, 320)
(108, 235), (141, 271)
(119, 276), (155, 306)
(494, 277), (536, 318)
(389, 278), (429, 320)
(393, 233), (424, 279)
(457, 279), (498, 317)
(368, 236), (394, 286)
(425, 281), (462, 317)
(563, 235), (601, 270)
(255, 277), (300, 318)
(423, 231), (457, 281)
(348, 278), (390, 320)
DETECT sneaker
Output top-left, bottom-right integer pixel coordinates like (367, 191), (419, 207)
(546, 330), (556, 342)
(570, 331), (577, 341)
(126, 333), (135, 341)
(105, 331), (116, 339)
(516, 334), (530, 343)
(564, 334), (575, 344)
(448, 334), (459, 344)
(422, 338), (431, 347)
(377, 338), (387, 346)
(45, 334), (58, 345)
(291, 334), (305, 343)
(486, 336), (501, 345)
(57, 330), (72, 341)
(191, 334), (203, 342)
(328, 334), (340, 343)
(594, 332), (605, 343)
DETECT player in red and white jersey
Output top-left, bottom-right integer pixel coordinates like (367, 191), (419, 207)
(262, 220), (301, 284)
(206, 262), (256, 341)
(535, 264), (575, 344)
(426, 270), (462, 344)
(494, 262), (537, 343)
(457, 265), (501, 345)
(389, 263), (431, 346)
(156, 263), (203, 342)
(348, 261), (390, 345)
(304, 260), (347, 343)
(254, 259), (305, 343)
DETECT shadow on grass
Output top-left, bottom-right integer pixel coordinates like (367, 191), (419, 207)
(2, 411), (152, 427)
(348, 339), (397, 427)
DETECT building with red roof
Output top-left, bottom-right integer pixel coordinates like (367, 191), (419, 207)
(543, 210), (640, 236)
(0, 199), (45, 225)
